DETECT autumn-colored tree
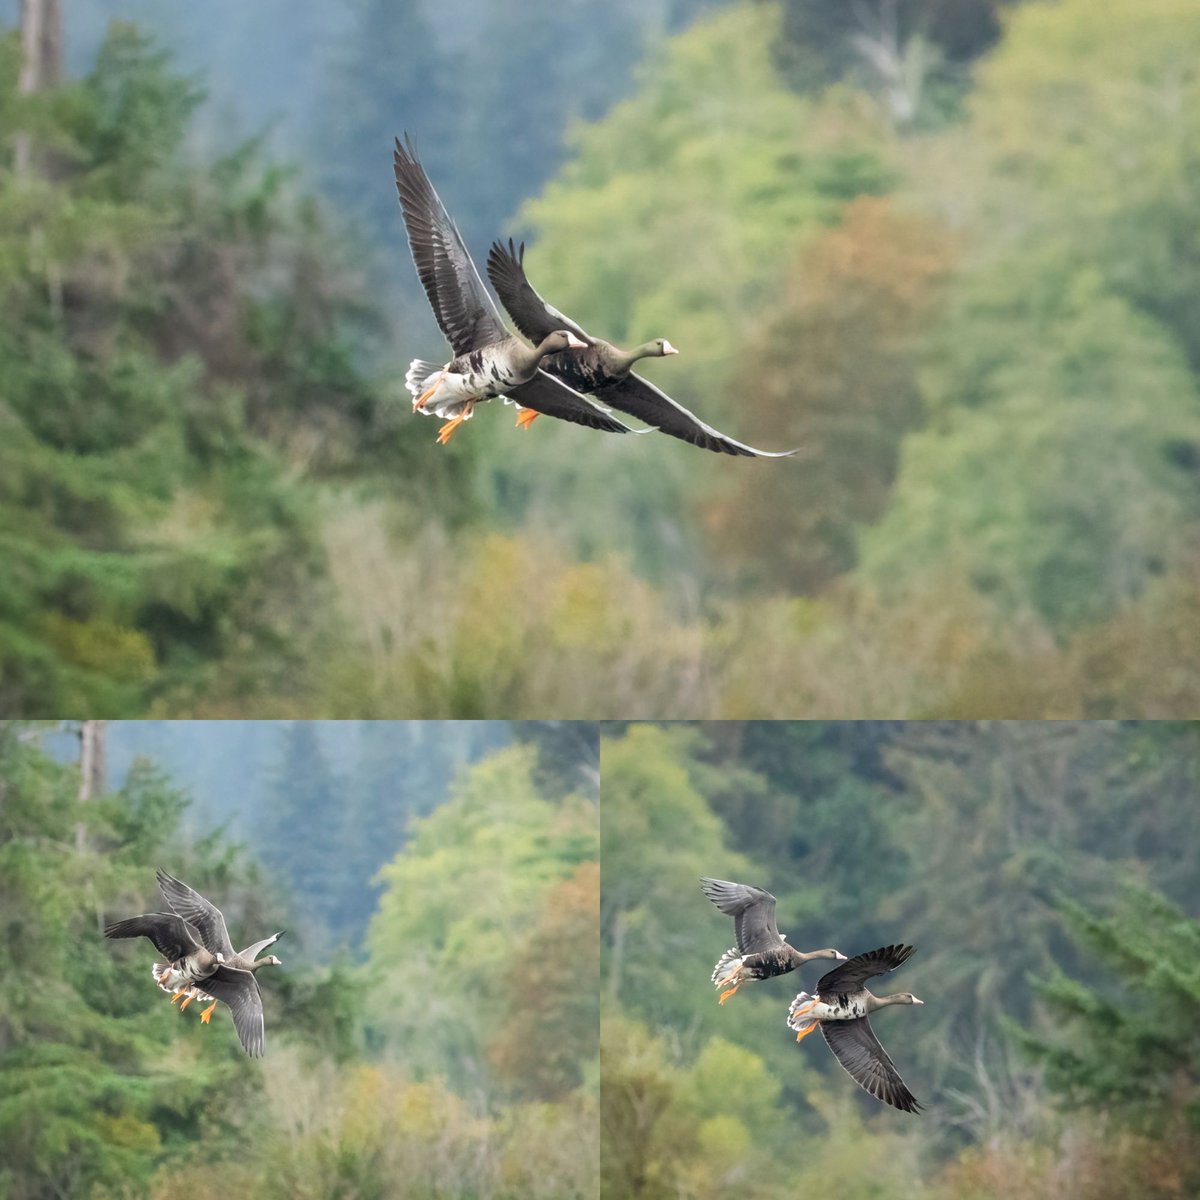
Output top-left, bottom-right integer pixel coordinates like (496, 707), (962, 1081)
(705, 196), (953, 592)
(490, 861), (600, 1101)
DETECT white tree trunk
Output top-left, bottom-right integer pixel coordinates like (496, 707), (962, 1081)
(77, 720), (106, 851)
(15, 0), (63, 175)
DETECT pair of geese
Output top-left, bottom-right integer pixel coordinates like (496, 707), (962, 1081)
(702, 876), (924, 1113)
(104, 869), (283, 1057)
(394, 134), (793, 457)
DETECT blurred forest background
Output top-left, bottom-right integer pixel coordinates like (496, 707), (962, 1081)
(2, 0), (1200, 718)
(0, 719), (599, 1199)
(601, 720), (1200, 1200)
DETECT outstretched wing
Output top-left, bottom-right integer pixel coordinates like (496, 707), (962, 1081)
(393, 135), (509, 356)
(700, 877), (785, 955)
(821, 1017), (922, 1113)
(605, 374), (796, 458)
(202, 964), (266, 1058)
(103, 912), (205, 962)
(818, 944), (915, 994)
(486, 239), (593, 345)
(238, 930), (285, 962)
(156, 869), (234, 958)
(507, 371), (637, 434)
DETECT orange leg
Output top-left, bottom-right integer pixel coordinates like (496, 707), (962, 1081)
(414, 381), (441, 411)
(794, 1022), (819, 1043)
(199, 1001), (218, 1025)
(515, 408), (540, 430)
(179, 994), (194, 1012)
(716, 966), (742, 1005)
(170, 989), (187, 1005)
(436, 409), (472, 444)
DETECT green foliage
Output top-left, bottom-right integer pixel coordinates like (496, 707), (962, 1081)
(1023, 886), (1200, 1131)
(0, 727), (248, 1199)
(0, 22), (465, 718)
(860, 262), (1200, 633)
(601, 721), (1200, 1195)
(366, 743), (598, 1089)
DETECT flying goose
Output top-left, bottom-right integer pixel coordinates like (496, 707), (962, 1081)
(700, 876), (846, 1003)
(104, 870), (283, 1057)
(393, 136), (637, 443)
(487, 239), (796, 457)
(787, 943), (924, 1113)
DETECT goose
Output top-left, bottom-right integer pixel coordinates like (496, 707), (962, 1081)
(787, 943), (923, 1113)
(104, 870), (283, 1057)
(155, 869), (283, 1028)
(393, 136), (637, 444)
(700, 876), (846, 1003)
(487, 239), (796, 457)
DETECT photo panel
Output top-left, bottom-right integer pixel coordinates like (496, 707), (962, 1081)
(599, 720), (1200, 1199)
(0, 719), (599, 1200)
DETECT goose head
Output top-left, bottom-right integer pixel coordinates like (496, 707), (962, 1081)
(538, 330), (589, 355)
(808, 948), (848, 961)
(629, 337), (679, 362)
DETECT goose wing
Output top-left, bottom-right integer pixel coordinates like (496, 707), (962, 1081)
(821, 1017), (922, 1113)
(700, 877), (785, 955)
(818, 944), (914, 994)
(238, 931), (285, 962)
(103, 912), (206, 962)
(485, 239), (593, 344)
(201, 964), (266, 1057)
(508, 371), (637, 434)
(156, 869), (235, 958)
(393, 135), (509, 356)
(605, 374), (796, 458)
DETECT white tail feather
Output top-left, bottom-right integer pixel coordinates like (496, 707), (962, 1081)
(405, 359), (444, 398)
(787, 991), (818, 1030)
(711, 946), (743, 986)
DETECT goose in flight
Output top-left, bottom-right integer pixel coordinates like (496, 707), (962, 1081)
(393, 136), (637, 444)
(104, 869), (283, 1057)
(787, 943), (924, 1113)
(700, 876), (845, 1003)
(487, 239), (796, 456)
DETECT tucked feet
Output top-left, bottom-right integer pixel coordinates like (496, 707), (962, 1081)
(436, 415), (467, 445)
(716, 967), (743, 1005)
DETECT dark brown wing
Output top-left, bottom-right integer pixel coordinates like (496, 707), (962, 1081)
(605, 375), (796, 458)
(201, 965), (266, 1057)
(156, 869), (235, 958)
(507, 371), (636, 433)
(818, 944), (915, 994)
(485, 239), (592, 344)
(700, 877), (785, 955)
(392, 135), (509, 355)
(821, 1017), (922, 1113)
(103, 912), (205, 962)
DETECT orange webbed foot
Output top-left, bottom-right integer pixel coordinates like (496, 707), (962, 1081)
(794, 1022), (819, 1043)
(199, 1001), (218, 1025)
(515, 408), (539, 430)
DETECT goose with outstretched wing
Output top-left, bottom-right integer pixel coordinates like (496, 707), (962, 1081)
(104, 870), (283, 1057)
(487, 239), (796, 457)
(700, 876), (845, 1003)
(787, 943), (924, 1113)
(393, 136), (637, 444)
